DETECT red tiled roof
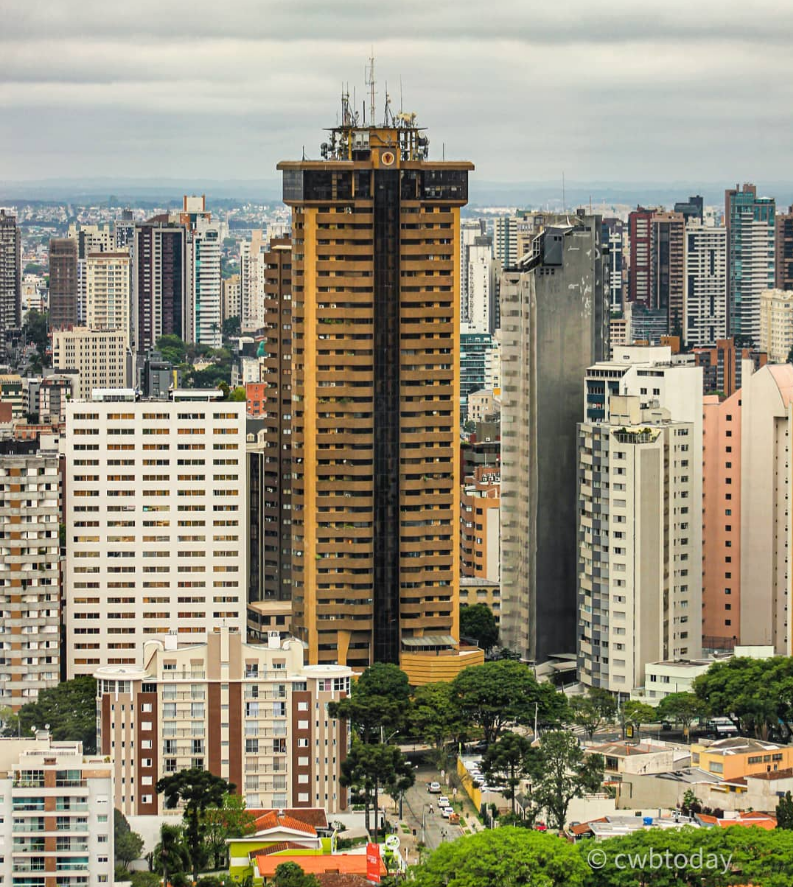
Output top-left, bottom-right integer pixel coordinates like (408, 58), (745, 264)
(250, 842), (308, 857)
(256, 854), (386, 878)
(247, 808), (328, 830)
(251, 811), (317, 836)
(717, 817), (776, 830)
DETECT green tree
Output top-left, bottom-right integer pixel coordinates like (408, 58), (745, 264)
(528, 731), (604, 831)
(567, 688), (616, 740)
(777, 791), (793, 830)
(203, 793), (256, 869)
(114, 809), (144, 870)
(222, 317), (241, 339)
(340, 739), (414, 834)
(271, 862), (320, 887)
(152, 824), (191, 886)
(481, 731), (533, 815)
(657, 692), (709, 738)
(409, 682), (466, 767)
(451, 660), (567, 745)
(328, 662), (411, 744)
(229, 386), (247, 402)
(156, 769), (233, 880)
(156, 334), (188, 366)
(411, 827), (589, 887)
(459, 603), (499, 652)
(2, 677), (97, 752)
(621, 700), (657, 734)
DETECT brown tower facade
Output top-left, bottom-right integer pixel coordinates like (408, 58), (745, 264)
(278, 115), (473, 668)
(48, 238), (79, 330)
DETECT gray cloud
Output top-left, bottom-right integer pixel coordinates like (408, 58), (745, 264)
(2, 0), (793, 186)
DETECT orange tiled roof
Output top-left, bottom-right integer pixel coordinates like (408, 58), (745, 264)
(251, 811), (317, 836)
(256, 854), (386, 878)
(247, 808), (328, 830)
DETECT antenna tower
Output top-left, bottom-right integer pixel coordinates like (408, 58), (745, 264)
(366, 51), (376, 127)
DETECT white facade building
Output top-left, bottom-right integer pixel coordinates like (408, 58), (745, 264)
(85, 252), (131, 343)
(64, 391), (247, 676)
(684, 224), (727, 347)
(186, 219), (222, 348)
(0, 732), (114, 887)
(52, 328), (129, 401)
(467, 240), (497, 334)
(759, 288), (793, 364)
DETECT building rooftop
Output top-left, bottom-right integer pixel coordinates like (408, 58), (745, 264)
(697, 738), (783, 755)
(256, 854), (385, 879)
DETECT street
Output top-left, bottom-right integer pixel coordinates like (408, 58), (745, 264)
(399, 769), (465, 856)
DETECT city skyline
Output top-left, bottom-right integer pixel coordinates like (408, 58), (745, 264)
(4, 0), (793, 183)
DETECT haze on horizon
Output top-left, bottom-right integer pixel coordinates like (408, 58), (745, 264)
(3, 0), (793, 185)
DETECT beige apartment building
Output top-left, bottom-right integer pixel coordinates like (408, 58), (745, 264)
(578, 395), (702, 695)
(64, 391), (247, 676)
(85, 252), (131, 341)
(0, 448), (60, 710)
(759, 288), (793, 363)
(0, 732), (115, 887)
(52, 328), (129, 400)
(740, 363), (793, 654)
(95, 627), (351, 816)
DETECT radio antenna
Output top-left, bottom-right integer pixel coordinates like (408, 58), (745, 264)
(366, 50), (376, 126)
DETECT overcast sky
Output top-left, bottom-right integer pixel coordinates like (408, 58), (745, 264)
(3, 0), (793, 184)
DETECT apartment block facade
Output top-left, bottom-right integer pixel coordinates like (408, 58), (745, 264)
(277, 117), (472, 669)
(460, 466), (500, 583)
(759, 288), (793, 363)
(52, 329), (129, 401)
(85, 253), (131, 342)
(48, 239), (79, 332)
(776, 205), (793, 291)
(95, 629), (350, 816)
(64, 392), (247, 676)
(0, 446), (60, 710)
(651, 211), (686, 334)
(577, 397), (702, 694)
(0, 733), (114, 887)
(0, 210), (21, 360)
(684, 224), (728, 347)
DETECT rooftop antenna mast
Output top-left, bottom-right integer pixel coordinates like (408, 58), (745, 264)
(366, 51), (376, 127)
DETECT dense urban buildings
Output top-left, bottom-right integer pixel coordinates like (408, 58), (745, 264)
(692, 337), (767, 396)
(52, 328), (130, 399)
(776, 205), (793, 291)
(500, 212), (609, 663)
(0, 210), (21, 361)
(277, 107), (473, 674)
(64, 391), (247, 676)
(95, 627), (351, 815)
(725, 184), (775, 342)
(48, 238), (79, 331)
(0, 442), (60, 710)
(0, 731), (115, 886)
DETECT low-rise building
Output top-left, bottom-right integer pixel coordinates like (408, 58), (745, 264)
(460, 467), (500, 583)
(586, 740), (690, 779)
(0, 731), (115, 887)
(691, 737), (793, 781)
(0, 375), (25, 419)
(95, 627), (352, 817)
(459, 578), (501, 628)
(466, 389), (500, 424)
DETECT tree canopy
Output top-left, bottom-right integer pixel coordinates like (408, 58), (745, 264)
(568, 688), (616, 740)
(203, 793), (256, 870)
(409, 682), (467, 765)
(459, 603), (499, 652)
(481, 731), (533, 815)
(411, 827), (589, 887)
(328, 662), (411, 744)
(693, 656), (793, 739)
(114, 809), (144, 870)
(271, 862), (320, 887)
(657, 692), (709, 733)
(2, 677), (97, 752)
(527, 730), (604, 831)
(451, 660), (567, 745)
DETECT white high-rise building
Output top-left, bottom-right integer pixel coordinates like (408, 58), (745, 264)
(239, 231), (267, 333)
(64, 390), (247, 676)
(467, 238), (496, 334)
(493, 215), (519, 269)
(0, 731), (114, 887)
(85, 252), (131, 342)
(52, 327), (129, 400)
(460, 219), (484, 324)
(684, 224), (727, 347)
(0, 448), (60, 710)
(578, 348), (704, 694)
(186, 217), (222, 347)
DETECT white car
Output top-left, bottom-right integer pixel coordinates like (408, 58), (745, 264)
(441, 806), (454, 819)
(428, 781), (441, 794)
(438, 796), (449, 807)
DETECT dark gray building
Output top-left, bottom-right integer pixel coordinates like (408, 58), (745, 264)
(0, 210), (21, 361)
(48, 238), (79, 330)
(499, 212), (609, 663)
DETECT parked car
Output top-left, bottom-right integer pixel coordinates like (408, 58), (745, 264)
(428, 781), (441, 793)
(441, 806), (454, 818)
(438, 796), (449, 807)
